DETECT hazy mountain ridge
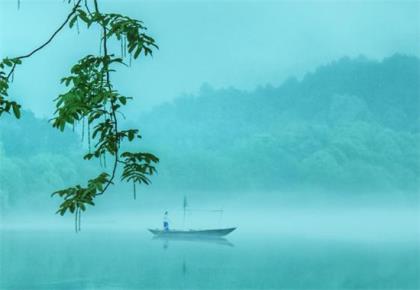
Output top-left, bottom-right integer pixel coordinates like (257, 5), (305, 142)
(136, 54), (420, 193)
(0, 54), (419, 211)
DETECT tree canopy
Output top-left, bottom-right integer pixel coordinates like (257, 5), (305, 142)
(0, 0), (159, 231)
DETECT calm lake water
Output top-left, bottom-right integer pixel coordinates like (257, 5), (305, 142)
(0, 226), (419, 290)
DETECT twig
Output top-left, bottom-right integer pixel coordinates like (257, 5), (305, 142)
(6, 0), (83, 80)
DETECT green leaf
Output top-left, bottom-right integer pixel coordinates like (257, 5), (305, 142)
(128, 130), (134, 141)
(3, 58), (12, 67)
(78, 10), (90, 24)
(4, 101), (11, 112)
(12, 58), (22, 64)
(84, 153), (94, 160)
(12, 102), (21, 119)
(69, 15), (78, 28)
(119, 96), (127, 105)
(133, 45), (142, 59)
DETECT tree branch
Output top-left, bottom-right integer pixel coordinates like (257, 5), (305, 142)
(6, 0), (83, 80)
(93, 0), (119, 196)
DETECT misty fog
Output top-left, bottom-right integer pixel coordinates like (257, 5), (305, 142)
(0, 0), (419, 289)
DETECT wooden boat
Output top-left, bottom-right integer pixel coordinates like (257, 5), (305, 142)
(148, 227), (236, 237)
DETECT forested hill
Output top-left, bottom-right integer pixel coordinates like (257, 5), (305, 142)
(0, 112), (94, 209)
(0, 111), (80, 157)
(0, 54), (419, 211)
(136, 54), (420, 194)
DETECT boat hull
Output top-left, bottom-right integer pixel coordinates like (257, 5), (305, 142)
(148, 227), (236, 237)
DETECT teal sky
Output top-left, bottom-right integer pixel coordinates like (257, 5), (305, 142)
(1, 0), (419, 118)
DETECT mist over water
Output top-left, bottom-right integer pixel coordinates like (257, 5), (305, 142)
(1, 204), (419, 289)
(2, 192), (419, 289)
(1, 0), (420, 289)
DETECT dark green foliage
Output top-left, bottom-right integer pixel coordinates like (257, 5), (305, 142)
(53, 55), (116, 132)
(121, 152), (159, 185)
(69, 9), (158, 59)
(50, 1), (159, 221)
(52, 173), (109, 216)
(0, 58), (22, 119)
(0, 0), (159, 226)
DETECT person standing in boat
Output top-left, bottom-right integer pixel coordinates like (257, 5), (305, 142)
(163, 211), (170, 231)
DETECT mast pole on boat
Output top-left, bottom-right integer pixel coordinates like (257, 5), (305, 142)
(183, 196), (188, 228)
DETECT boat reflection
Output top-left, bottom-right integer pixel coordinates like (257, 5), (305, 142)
(153, 235), (234, 248)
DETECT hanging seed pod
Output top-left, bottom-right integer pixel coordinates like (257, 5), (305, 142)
(81, 117), (85, 142)
(17, 0), (20, 10)
(78, 208), (81, 232)
(88, 122), (91, 153)
(133, 181), (136, 200)
(76, 17), (80, 34)
(121, 38), (124, 58)
(75, 208), (78, 233)
(124, 35), (127, 58)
